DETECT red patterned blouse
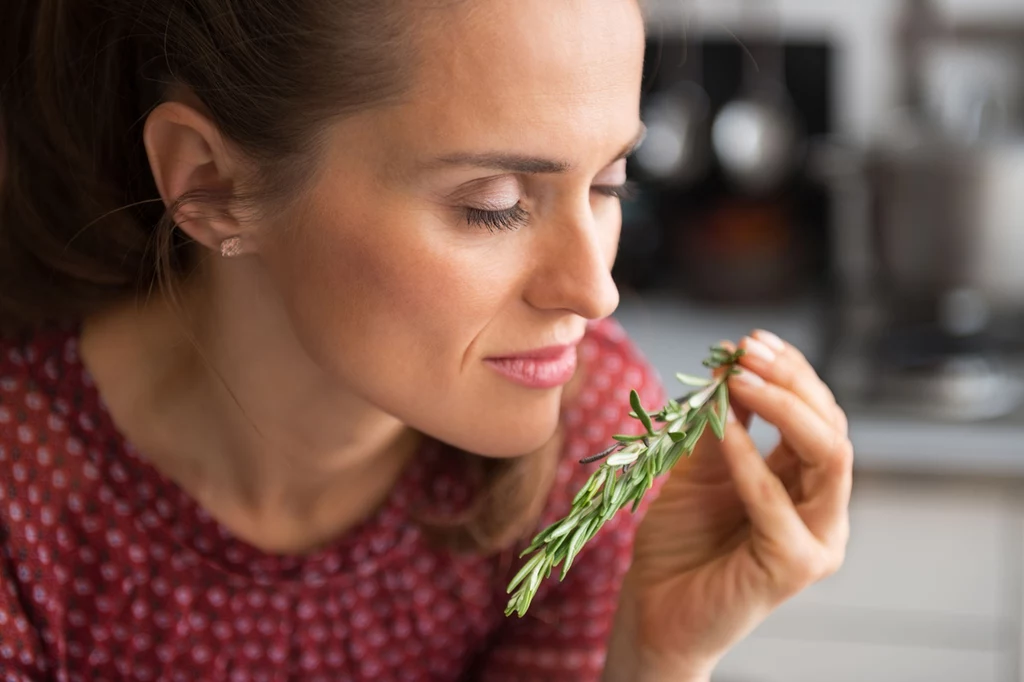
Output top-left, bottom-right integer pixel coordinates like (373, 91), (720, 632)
(0, 318), (666, 682)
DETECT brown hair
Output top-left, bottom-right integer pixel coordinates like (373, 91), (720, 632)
(0, 0), (560, 555)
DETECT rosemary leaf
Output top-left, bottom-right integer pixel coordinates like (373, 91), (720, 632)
(602, 467), (618, 510)
(663, 441), (687, 470)
(708, 408), (725, 440)
(613, 433), (646, 443)
(606, 450), (639, 468)
(676, 372), (712, 387)
(716, 382), (730, 430)
(668, 430), (687, 444)
(546, 515), (579, 541)
(630, 390), (654, 435)
(682, 418), (707, 451)
(507, 553), (544, 594)
(561, 520), (592, 579)
(571, 468), (606, 508)
(504, 345), (746, 617)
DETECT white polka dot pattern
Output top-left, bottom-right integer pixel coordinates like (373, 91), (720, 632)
(0, 319), (666, 681)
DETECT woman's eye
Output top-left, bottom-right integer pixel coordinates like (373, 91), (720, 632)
(592, 180), (638, 201)
(464, 204), (530, 233)
(460, 178), (635, 233)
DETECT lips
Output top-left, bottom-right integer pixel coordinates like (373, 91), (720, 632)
(484, 342), (581, 389)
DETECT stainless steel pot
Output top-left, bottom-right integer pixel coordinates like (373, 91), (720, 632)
(864, 125), (1024, 333)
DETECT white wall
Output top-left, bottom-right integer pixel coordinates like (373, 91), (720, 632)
(644, 0), (1024, 143)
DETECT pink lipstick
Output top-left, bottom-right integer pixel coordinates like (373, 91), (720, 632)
(484, 344), (579, 389)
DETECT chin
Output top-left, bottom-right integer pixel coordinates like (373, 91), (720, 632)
(419, 391), (564, 459)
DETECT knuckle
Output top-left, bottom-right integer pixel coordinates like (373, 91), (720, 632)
(782, 342), (807, 365)
(772, 362), (795, 389)
(808, 547), (844, 582)
(776, 544), (822, 591)
(824, 545), (847, 576)
(777, 390), (800, 414)
(771, 534), (849, 596)
(829, 430), (855, 466)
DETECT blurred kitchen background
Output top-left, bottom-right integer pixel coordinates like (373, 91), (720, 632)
(614, 0), (1024, 679)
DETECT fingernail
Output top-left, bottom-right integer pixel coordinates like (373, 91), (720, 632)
(716, 339), (736, 352)
(742, 337), (776, 363)
(726, 406), (738, 423)
(732, 368), (766, 386)
(753, 329), (785, 352)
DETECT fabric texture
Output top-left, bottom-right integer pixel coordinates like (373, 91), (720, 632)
(0, 318), (666, 681)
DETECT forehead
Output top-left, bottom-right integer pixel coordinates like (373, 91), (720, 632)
(396, 0), (646, 156)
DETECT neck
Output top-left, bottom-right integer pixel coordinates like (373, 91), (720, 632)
(81, 260), (419, 553)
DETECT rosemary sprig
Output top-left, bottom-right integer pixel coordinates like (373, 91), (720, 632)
(504, 344), (746, 618)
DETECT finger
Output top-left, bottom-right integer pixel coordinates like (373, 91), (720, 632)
(767, 444), (804, 503)
(756, 329), (850, 439)
(767, 444), (800, 483)
(724, 373), (799, 489)
(739, 331), (836, 425)
(716, 409), (827, 593)
(719, 409), (814, 548)
(718, 410), (826, 595)
(728, 369), (854, 541)
(832, 403), (850, 438)
(738, 331), (843, 435)
(752, 329), (837, 404)
(727, 375), (837, 471)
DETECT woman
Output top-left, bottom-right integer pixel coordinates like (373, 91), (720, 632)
(0, 0), (853, 680)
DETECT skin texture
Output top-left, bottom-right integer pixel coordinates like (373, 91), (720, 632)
(79, 0), (854, 677)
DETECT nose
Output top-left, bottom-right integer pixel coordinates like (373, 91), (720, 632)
(523, 201), (620, 320)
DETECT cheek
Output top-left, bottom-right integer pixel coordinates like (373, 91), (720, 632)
(273, 208), (562, 454)
(262, 198), (519, 386)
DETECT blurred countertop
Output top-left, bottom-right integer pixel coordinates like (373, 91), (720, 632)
(614, 293), (1024, 480)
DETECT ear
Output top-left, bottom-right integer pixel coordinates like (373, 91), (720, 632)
(143, 101), (250, 255)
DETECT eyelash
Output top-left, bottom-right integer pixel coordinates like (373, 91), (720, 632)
(595, 180), (638, 202)
(465, 204), (530, 233)
(464, 181), (638, 233)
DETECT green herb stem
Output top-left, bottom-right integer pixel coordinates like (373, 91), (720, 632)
(504, 345), (746, 618)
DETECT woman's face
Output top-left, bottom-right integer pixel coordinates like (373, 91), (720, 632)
(257, 0), (646, 457)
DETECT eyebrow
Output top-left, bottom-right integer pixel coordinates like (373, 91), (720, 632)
(426, 123), (648, 175)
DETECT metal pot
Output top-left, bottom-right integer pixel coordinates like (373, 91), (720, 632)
(634, 82), (712, 187)
(865, 124), (1024, 334)
(633, 0), (711, 188)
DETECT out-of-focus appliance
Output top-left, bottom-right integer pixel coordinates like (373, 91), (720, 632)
(819, 0), (1024, 421)
(615, 3), (836, 305)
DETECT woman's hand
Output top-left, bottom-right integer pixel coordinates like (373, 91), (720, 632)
(606, 330), (853, 680)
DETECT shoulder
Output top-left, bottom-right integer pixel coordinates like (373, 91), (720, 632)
(0, 325), (90, 503)
(0, 324), (84, 396)
(0, 325), (86, 436)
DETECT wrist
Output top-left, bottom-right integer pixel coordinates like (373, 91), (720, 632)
(602, 576), (716, 682)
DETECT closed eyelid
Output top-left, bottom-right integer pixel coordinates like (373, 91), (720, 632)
(447, 176), (522, 207)
(464, 188), (521, 210)
(594, 158), (628, 184)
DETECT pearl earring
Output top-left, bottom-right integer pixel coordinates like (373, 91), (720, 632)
(219, 236), (243, 258)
